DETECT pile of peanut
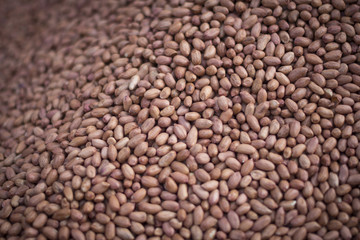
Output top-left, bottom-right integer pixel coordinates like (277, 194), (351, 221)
(0, 0), (360, 239)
